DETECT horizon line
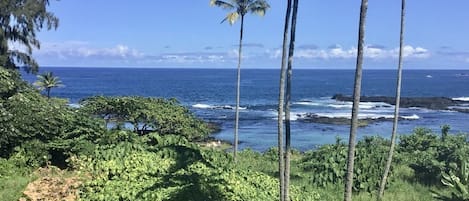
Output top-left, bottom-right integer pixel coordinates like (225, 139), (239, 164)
(35, 66), (468, 70)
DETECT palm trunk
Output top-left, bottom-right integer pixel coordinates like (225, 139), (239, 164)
(344, 0), (368, 201)
(278, 0), (292, 200)
(284, 0), (299, 200)
(46, 88), (51, 99)
(233, 14), (244, 163)
(377, 0), (405, 199)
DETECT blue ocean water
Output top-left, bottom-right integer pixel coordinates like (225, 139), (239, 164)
(22, 67), (469, 151)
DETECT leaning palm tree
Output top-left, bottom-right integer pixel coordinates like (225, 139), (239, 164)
(377, 0), (406, 199)
(278, 0), (292, 200)
(33, 71), (63, 98)
(283, 0), (299, 200)
(210, 0), (270, 162)
(344, 0), (368, 201)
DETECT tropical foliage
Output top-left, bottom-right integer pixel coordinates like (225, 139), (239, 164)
(434, 161), (469, 201)
(0, 0), (58, 73)
(80, 96), (211, 140)
(33, 71), (64, 98)
(72, 134), (321, 201)
(300, 136), (390, 193)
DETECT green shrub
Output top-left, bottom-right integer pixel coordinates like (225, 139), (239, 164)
(300, 136), (390, 193)
(80, 96), (211, 140)
(398, 127), (469, 185)
(75, 135), (320, 201)
(433, 160), (469, 201)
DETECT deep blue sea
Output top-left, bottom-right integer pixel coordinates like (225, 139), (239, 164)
(22, 67), (469, 151)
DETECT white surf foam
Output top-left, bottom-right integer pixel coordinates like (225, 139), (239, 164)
(401, 114), (420, 120)
(192, 103), (247, 110)
(294, 101), (321, 106)
(313, 112), (394, 120)
(452, 97), (469, 101)
(192, 103), (213, 109)
(327, 101), (392, 110)
(271, 111), (305, 121)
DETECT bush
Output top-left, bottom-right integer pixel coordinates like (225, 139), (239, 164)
(80, 96), (211, 140)
(75, 135), (320, 201)
(300, 136), (390, 192)
(398, 127), (469, 185)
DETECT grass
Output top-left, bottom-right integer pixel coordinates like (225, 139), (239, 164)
(234, 149), (446, 201)
(0, 174), (35, 201)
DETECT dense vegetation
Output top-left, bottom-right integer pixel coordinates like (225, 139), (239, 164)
(2, 67), (469, 200)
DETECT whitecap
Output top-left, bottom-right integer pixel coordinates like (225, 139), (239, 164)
(192, 103), (213, 109)
(294, 101), (321, 106)
(401, 114), (419, 120)
(271, 111), (305, 121)
(314, 112), (394, 120)
(327, 101), (391, 109)
(452, 97), (469, 101)
(192, 103), (247, 110)
(221, 105), (247, 110)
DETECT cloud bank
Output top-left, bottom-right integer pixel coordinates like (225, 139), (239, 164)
(33, 40), (440, 68)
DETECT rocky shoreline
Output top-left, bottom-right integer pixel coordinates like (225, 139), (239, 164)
(332, 94), (469, 113)
(294, 94), (469, 127)
(296, 112), (418, 127)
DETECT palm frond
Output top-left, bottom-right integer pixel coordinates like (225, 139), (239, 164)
(33, 72), (64, 90)
(210, 0), (235, 10)
(247, 0), (270, 16)
(221, 12), (239, 25)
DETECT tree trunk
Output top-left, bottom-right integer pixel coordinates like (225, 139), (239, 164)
(344, 0), (368, 200)
(46, 88), (51, 99)
(377, 0), (405, 199)
(233, 14), (244, 163)
(278, 0), (292, 200)
(284, 0), (299, 200)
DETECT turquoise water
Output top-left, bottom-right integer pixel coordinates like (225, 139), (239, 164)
(22, 68), (469, 151)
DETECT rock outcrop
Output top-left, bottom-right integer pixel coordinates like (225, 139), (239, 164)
(332, 94), (468, 112)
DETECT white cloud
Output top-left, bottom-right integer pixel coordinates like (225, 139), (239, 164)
(36, 41), (144, 59)
(34, 41), (244, 66)
(272, 44), (430, 60)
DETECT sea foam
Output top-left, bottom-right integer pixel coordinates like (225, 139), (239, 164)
(192, 103), (246, 110)
(452, 97), (469, 101)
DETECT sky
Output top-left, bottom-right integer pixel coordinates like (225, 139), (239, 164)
(27, 0), (469, 69)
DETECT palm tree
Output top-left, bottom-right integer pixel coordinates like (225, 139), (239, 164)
(344, 0), (368, 201)
(283, 0), (299, 200)
(278, 0), (292, 200)
(33, 72), (63, 99)
(377, 0), (406, 199)
(210, 0), (270, 162)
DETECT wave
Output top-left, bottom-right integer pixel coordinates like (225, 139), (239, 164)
(308, 112), (394, 120)
(293, 101), (321, 106)
(452, 97), (469, 101)
(401, 114), (420, 120)
(297, 112), (419, 120)
(192, 103), (212, 109)
(327, 102), (392, 109)
(192, 103), (247, 110)
(271, 111), (306, 121)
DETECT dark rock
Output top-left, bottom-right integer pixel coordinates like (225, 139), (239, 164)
(332, 94), (468, 112)
(297, 113), (371, 127)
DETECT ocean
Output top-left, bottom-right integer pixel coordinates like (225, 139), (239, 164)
(22, 67), (469, 151)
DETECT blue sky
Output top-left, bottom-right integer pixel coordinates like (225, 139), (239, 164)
(29, 0), (469, 69)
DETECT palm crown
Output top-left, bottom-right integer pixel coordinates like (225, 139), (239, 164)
(33, 71), (63, 98)
(210, 0), (270, 25)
